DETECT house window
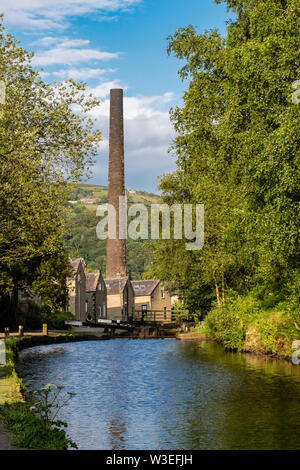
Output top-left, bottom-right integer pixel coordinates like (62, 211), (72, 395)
(134, 286), (140, 291)
(85, 300), (88, 313)
(142, 305), (148, 311)
(140, 285), (145, 291)
(161, 287), (165, 299)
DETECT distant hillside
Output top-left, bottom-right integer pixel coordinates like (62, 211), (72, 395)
(69, 184), (160, 209)
(64, 184), (159, 279)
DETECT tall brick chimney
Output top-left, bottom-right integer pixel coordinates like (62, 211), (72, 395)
(106, 89), (127, 278)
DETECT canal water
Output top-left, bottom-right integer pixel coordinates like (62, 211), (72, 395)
(16, 339), (300, 450)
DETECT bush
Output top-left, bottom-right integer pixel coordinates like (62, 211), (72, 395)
(17, 302), (44, 330)
(1, 341), (77, 449)
(254, 312), (298, 357)
(42, 310), (75, 330)
(204, 295), (261, 350)
(204, 292), (300, 355)
(16, 304), (75, 331)
(0, 400), (77, 450)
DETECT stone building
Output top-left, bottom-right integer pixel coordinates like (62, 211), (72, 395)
(67, 258), (86, 321)
(85, 271), (107, 322)
(105, 277), (135, 321)
(131, 280), (179, 322)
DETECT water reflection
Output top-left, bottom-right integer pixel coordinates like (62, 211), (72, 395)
(16, 339), (300, 450)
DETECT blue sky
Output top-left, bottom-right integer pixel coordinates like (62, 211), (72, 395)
(1, 0), (232, 192)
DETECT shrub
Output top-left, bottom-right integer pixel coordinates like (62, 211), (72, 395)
(254, 312), (298, 357)
(0, 400), (77, 450)
(204, 295), (261, 350)
(1, 340), (77, 450)
(16, 304), (75, 331)
(42, 309), (75, 330)
(204, 291), (300, 355)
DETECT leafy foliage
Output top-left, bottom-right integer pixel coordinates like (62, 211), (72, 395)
(204, 292), (300, 356)
(19, 304), (75, 331)
(0, 17), (101, 322)
(0, 385), (77, 450)
(149, 0), (299, 328)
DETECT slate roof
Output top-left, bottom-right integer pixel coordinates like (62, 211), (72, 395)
(131, 280), (160, 297)
(69, 258), (82, 277)
(105, 277), (129, 295)
(86, 272), (100, 292)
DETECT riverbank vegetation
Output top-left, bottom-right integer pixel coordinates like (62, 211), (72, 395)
(0, 338), (77, 449)
(203, 291), (299, 358)
(149, 0), (299, 356)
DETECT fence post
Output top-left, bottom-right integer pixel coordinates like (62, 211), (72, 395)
(18, 325), (24, 337)
(42, 323), (48, 336)
(4, 328), (10, 338)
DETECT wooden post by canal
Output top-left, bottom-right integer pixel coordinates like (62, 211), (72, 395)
(42, 324), (48, 336)
(18, 325), (24, 337)
(4, 327), (10, 338)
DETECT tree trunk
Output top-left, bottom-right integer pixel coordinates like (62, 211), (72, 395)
(213, 270), (221, 307)
(9, 283), (19, 328)
(221, 270), (225, 306)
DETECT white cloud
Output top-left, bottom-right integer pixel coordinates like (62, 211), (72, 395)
(89, 80), (128, 99)
(0, 0), (176, 191)
(31, 36), (61, 47)
(1, 0), (141, 29)
(88, 85), (174, 114)
(52, 67), (113, 80)
(31, 39), (119, 66)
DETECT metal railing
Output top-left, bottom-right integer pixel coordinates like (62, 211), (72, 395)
(133, 309), (190, 323)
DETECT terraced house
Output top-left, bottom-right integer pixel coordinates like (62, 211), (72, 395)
(105, 277), (135, 321)
(131, 280), (179, 322)
(85, 271), (107, 322)
(67, 258), (107, 323)
(67, 258), (86, 322)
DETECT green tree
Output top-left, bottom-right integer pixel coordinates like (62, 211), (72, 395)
(0, 17), (101, 319)
(149, 0), (299, 314)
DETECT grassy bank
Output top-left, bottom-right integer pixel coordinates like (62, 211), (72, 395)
(202, 293), (300, 360)
(0, 337), (77, 449)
